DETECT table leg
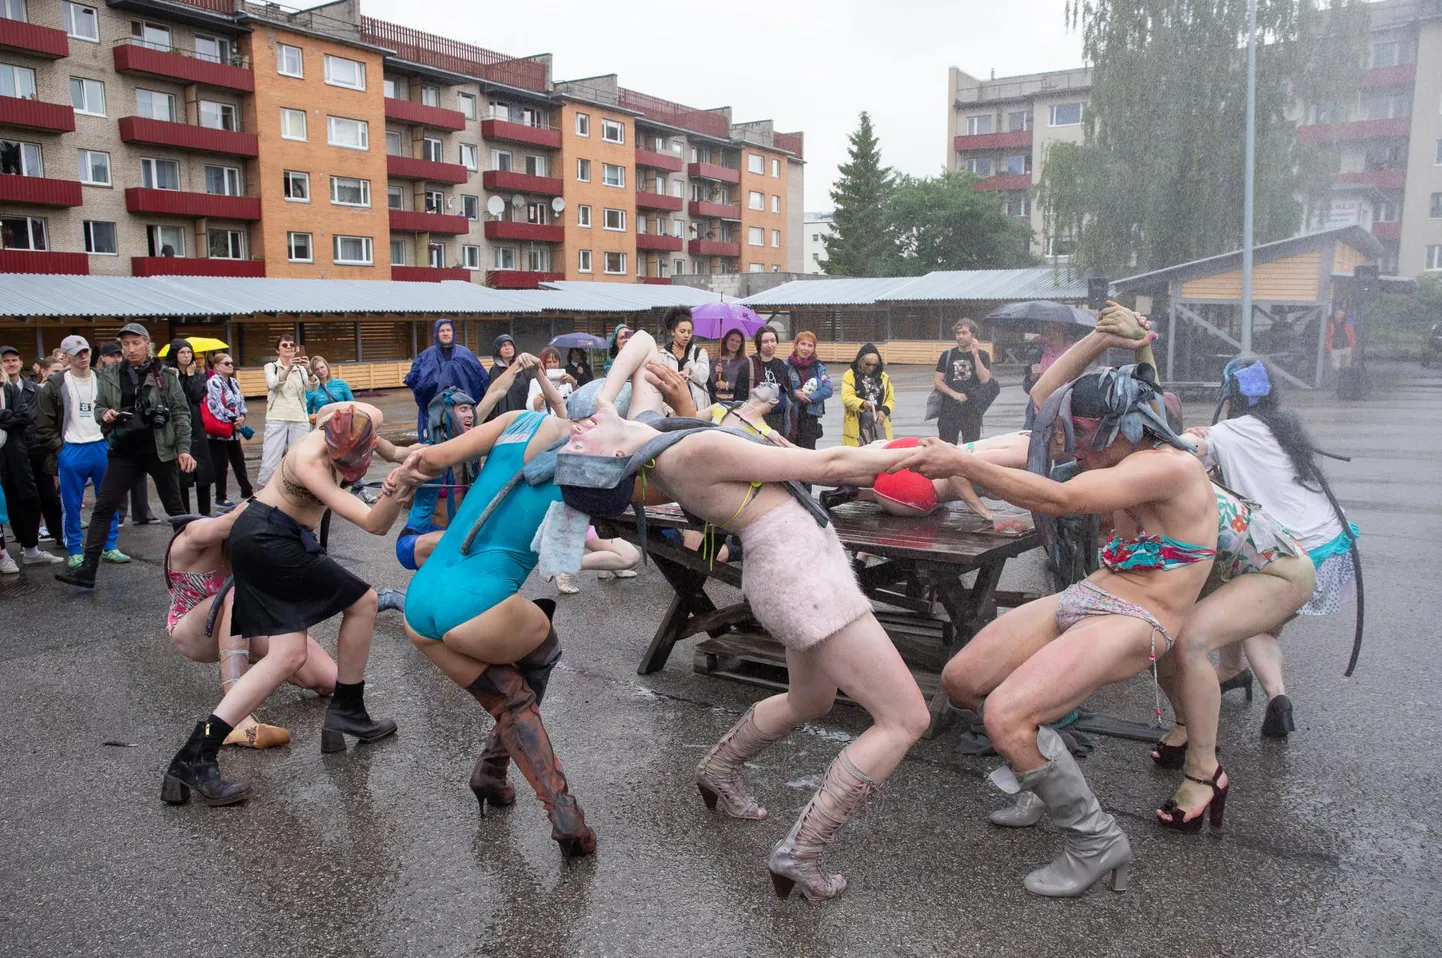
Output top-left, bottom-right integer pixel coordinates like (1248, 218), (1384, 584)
(637, 553), (717, 675)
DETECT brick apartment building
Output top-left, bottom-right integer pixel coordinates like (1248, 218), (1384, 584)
(947, 0), (1442, 278)
(0, 0), (804, 285)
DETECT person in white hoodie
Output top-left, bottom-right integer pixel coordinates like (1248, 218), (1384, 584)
(657, 306), (710, 413)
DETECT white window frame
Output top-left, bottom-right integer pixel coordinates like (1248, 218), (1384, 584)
(135, 88), (176, 123)
(0, 0), (24, 20)
(491, 149), (513, 172)
(771, 229), (781, 248)
(390, 238), (407, 267)
(204, 164), (242, 196)
(461, 194), (479, 220)
(603, 208), (625, 232)
(130, 20), (171, 52)
(77, 149), (110, 186)
(329, 176), (371, 208)
(460, 244), (481, 270)
(577, 204), (591, 228)
(0, 137), (41, 176)
(748, 263), (764, 274)
(287, 231), (313, 263)
(424, 189), (444, 214)
(601, 118), (624, 143)
(459, 142), (478, 170)
(146, 224), (184, 257)
(1049, 103), (1084, 127)
(283, 170), (309, 203)
(387, 130), (404, 156)
(323, 54), (366, 91)
(771, 158), (780, 177)
(674, 258), (685, 276)
(576, 158), (591, 182)
(198, 99), (238, 132)
(0, 63), (36, 100)
(207, 227), (245, 260)
(140, 156), (180, 191)
(748, 226), (764, 247)
(575, 112), (590, 137)
(524, 154), (547, 177)
(747, 153), (764, 174)
(327, 116), (369, 150)
(966, 115), (993, 136)
(386, 186), (404, 210)
(419, 85), (439, 108)
(771, 194), (780, 213)
(577, 248), (592, 273)
(493, 246), (517, 270)
(194, 35), (232, 66)
(277, 43), (303, 78)
(601, 163), (624, 188)
(333, 234), (373, 266)
(457, 92), (477, 119)
(1427, 245), (1442, 271)
(280, 108), (307, 141)
(748, 191), (764, 210)
(421, 136), (442, 162)
(1, 215), (47, 250)
(83, 219), (116, 255)
(63, 2), (97, 42)
(603, 251), (625, 274)
(69, 77), (105, 117)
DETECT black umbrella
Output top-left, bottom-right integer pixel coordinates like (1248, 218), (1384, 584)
(985, 300), (1097, 331)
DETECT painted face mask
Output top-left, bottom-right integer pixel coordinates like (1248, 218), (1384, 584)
(324, 405), (376, 483)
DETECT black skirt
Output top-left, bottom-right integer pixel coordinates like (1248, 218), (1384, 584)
(229, 500), (369, 637)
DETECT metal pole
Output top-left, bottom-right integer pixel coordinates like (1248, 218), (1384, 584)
(1240, 0), (1257, 355)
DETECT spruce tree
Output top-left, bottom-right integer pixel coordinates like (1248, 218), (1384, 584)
(822, 112), (894, 276)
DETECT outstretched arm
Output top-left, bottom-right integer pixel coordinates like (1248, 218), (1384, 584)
(600, 329), (666, 418)
(293, 456), (407, 535)
(1030, 302), (1158, 410)
(178, 505), (247, 548)
(390, 410), (522, 489)
(700, 432), (915, 487)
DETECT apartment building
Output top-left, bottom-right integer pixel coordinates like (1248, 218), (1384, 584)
(0, 0), (803, 286)
(803, 210), (833, 274)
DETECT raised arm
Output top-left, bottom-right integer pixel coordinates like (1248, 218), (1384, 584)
(530, 361), (570, 418)
(599, 329), (665, 417)
(1030, 302), (1158, 410)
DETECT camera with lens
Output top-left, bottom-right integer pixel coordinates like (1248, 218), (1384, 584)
(134, 393), (171, 428)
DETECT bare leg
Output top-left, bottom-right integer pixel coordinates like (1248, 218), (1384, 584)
(253, 632), (337, 693)
(437, 593), (550, 665)
(1154, 654), (1189, 749)
(211, 631), (308, 727)
(1216, 642), (1248, 680)
(941, 595), (1062, 712)
(335, 588), (379, 685)
(413, 530), (442, 568)
(1242, 632), (1286, 701)
(581, 536), (640, 572)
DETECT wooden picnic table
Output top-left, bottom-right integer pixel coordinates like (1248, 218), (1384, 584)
(596, 500), (1042, 737)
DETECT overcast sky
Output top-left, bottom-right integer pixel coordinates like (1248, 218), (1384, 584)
(359, 0), (1086, 213)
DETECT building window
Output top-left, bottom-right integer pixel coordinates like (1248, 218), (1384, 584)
(420, 85), (439, 108)
(575, 113), (589, 137)
(130, 20), (170, 51)
(68, 77), (104, 116)
(1006, 110), (1033, 132)
(280, 108), (307, 140)
(771, 229), (780, 248)
(577, 248), (592, 273)
(459, 143), (478, 170)
(577, 204), (591, 227)
(386, 186), (404, 210)
(462, 194), (479, 220)
(771, 158), (780, 177)
(77, 149), (109, 185)
(577, 158), (591, 182)
(390, 238), (406, 266)
(603, 251), (626, 274)
(1049, 103), (1084, 126)
(386, 130), (404, 156)
(674, 258), (685, 275)
(1, 215), (46, 250)
(421, 136), (442, 162)
(494, 246), (516, 270)
(0, 63), (36, 99)
(457, 92), (477, 119)
(287, 231), (312, 262)
(204, 165), (242, 196)
(0, 0), (23, 19)
(330, 176), (370, 207)
(283, 170), (309, 202)
(966, 156), (992, 176)
(63, 2), (97, 42)
(1432, 193), (1442, 218)
(748, 190), (764, 210)
(327, 116), (369, 150)
(491, 149), (513, 172)
(456, 244), (479, 270)
(82, 219), (116, 254)
(140, 157), (180, 190)
(747, 153), (764, 174)
(198, 100), (238, 132)
(525, 201), (550, 225)
(0, 138), (41, 176)
(134, 89), (175, 122)
(1003, 192), (1031, 217)
(333, 235), (373, 265)
(966, 115), (993, 136)
(747, 226), (764, 246)
(277, 43), (303, 77)
(524, 154), (548, 176)
(324, 55), (366, 91)
(526, 246), (551, 272)
(1371, 40), (1401, 68)
(771, 194), (780, 213)
(601, 163), (624, 188)
(146, 224), (184, 257)
(1436, 139), (1442, 165)
(195, 35), (233, 66)
(424, 190), (444, 214)
(1428, 246), (1442, 271)
(1003, 154), (1031, 175)
(600, 118), (624, 143)
(208, 228), (245, 260)
(603, 208), (625, 231)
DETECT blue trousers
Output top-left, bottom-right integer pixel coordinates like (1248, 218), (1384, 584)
(60, 440), (118, 556)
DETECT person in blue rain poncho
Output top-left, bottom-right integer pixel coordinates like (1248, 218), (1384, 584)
(404, 318), (489, 440)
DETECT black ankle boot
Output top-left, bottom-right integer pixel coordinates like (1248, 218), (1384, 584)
(321, 680), (397, 753)
(55, 554), (99, 589)
(161, 717), (250, 806)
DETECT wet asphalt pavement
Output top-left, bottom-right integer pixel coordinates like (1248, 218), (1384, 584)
(1, 365), (1439, 958)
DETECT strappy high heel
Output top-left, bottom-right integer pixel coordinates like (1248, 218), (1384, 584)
(1156, 765), (1228, 832)
(1150, 721), (1187, 769)
(1220, 668), (1254, 702)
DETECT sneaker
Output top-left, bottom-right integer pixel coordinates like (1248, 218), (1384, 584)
(215, 500), (237, 512)
(23, 549), (64, 565)
(554, 572), (580, 595)
(376, 588), (406, 614)
(38, 526), (52, 541)
(67, 555), (84, 569)
(102, 549), (131, 564)
(0, 553), (18, 575)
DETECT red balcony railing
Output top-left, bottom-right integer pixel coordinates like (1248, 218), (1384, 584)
(360, 17), (548, 92)
(1296, 117), (1411, 145)
(0, 95), (75, 133)
(0, 18), (68, 59)
(481, 119), (562, 149)
(636, 234), (683, 252)
(482, 169), (563, 196)
(687, 162), (740, 184)
(618, 88), (730, 139)
(1335, 169), (1407, 190)
(393, 265), (474, 282)
(388, 208), (471, 234)
(634, 148), (684, 172)
(688, 239), (740, 257)
(125, 187), (261, 220)
(688, 200), (741, 220)
(384, 97), (468, 132)
(487, 269), (564, 289)
(484, 220), (564, 243)
(1371, 220), (1401, 241)
(636, 191), (683, 212)
(973, 173), (1033, 192)
(637, 276), (672, 285)
(386, 154), (470, 184)
(953, 129), (1032, 152)
(0, 249), (88, 274)
(131, 256), (265, 277)
(1368, 63), (1416, 87)
(0, 175), (83, 207)
(112, 40), (254, 93)
(119, 116), (259, 157)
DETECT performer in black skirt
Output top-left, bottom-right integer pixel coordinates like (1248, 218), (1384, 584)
(161, 401), (411, 806)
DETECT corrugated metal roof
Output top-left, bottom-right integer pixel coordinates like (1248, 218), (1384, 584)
(0, 275), (227, 318)
(740, 277), (921, 307)
(878, 268), (1093, 303)
(521, 281), (722, 313)
(1114, 225), (1384, 292)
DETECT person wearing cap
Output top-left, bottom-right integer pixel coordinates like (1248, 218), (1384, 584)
(97, 342), (123, 366)
(34, 336), (122, 567)
(56, 323), (194, 589)
(92, 341), (158, 527)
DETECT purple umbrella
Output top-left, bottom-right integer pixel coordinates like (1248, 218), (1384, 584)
(689, 302), (768, 340)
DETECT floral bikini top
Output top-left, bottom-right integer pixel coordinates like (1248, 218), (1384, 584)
(1100, 507), (1217, 573)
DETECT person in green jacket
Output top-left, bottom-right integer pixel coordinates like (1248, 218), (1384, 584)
(305, 356), (356, 418)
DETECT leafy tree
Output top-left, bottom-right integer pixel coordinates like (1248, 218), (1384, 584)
(886, 172), (1036, 274)
(822, 112), (893, 276)
(1035, 0), (1371, 275)
(1367, 274), (1442, 359)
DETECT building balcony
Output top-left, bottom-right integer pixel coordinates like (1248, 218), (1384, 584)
(1368, 63), (1415, 87)
(635, 148), (684, 172)
(0, 249), (88, 274)
(488, 269), (563, 289)
(973, 173), (1033, 192)
(118, 116), (259, 157)
(688, 200), (741, 220)
(688, 239), (740, 257)
(638, 277), (672, 285)
(393, 265), (472, 282)
(0, 95), (75, 133)
(687, 162), (740, 184)
(386, 153), (470, 184)
(388, 208), (471, 234)
(636, 234), (683, 252)
(482, 169), (563, 196)
(0, 17), (68, 59)
(480, 119), (562, 150)
(953, 129), (1032, 152)
(0, 174), (83, 207)
(112, 40), (254, 93)
(131, 256), (265, 277)
(484, 220), (564, 243)
(1335, 169), (1407, 190)
(1371, 220), (1401, 241)
(1296, 117), (1410, 145)
(636, 190), (683, 212)
(125, 187), (261, 220)
(384, 97), (467, 131)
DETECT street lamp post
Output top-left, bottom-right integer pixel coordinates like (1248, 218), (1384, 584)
(1240, 0), (1258, 355)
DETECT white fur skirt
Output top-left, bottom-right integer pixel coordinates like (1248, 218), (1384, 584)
(738, 497), (873, 650)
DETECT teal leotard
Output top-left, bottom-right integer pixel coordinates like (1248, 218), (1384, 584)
(405, 412), (560, 639)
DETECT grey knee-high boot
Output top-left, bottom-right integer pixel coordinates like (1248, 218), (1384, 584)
(1013, 726), (1131, 897)
(695, 707), (787, 819)
(767, 749), (880, 901)
(989, 790), (1045, 827)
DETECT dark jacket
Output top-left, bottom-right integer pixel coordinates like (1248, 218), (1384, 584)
(34, 371), (68, 475)
(95, 358), (191, 462)
(0, 378), (35, 469)
(166, 340), (215, 486)
(486, 333), (531, 421)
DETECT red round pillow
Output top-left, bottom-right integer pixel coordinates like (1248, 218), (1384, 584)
(872, 438), (939, 517)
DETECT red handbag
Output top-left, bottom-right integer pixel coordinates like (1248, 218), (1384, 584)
(202, 376), (237, 439)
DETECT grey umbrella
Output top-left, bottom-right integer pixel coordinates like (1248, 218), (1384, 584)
(985, 300), (1097, 331)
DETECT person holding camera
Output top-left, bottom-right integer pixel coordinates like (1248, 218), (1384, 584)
(56, 323), (194, 589)
(258, 335), (317, 485)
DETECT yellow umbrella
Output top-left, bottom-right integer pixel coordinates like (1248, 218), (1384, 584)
(158, 337), (228, 356)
